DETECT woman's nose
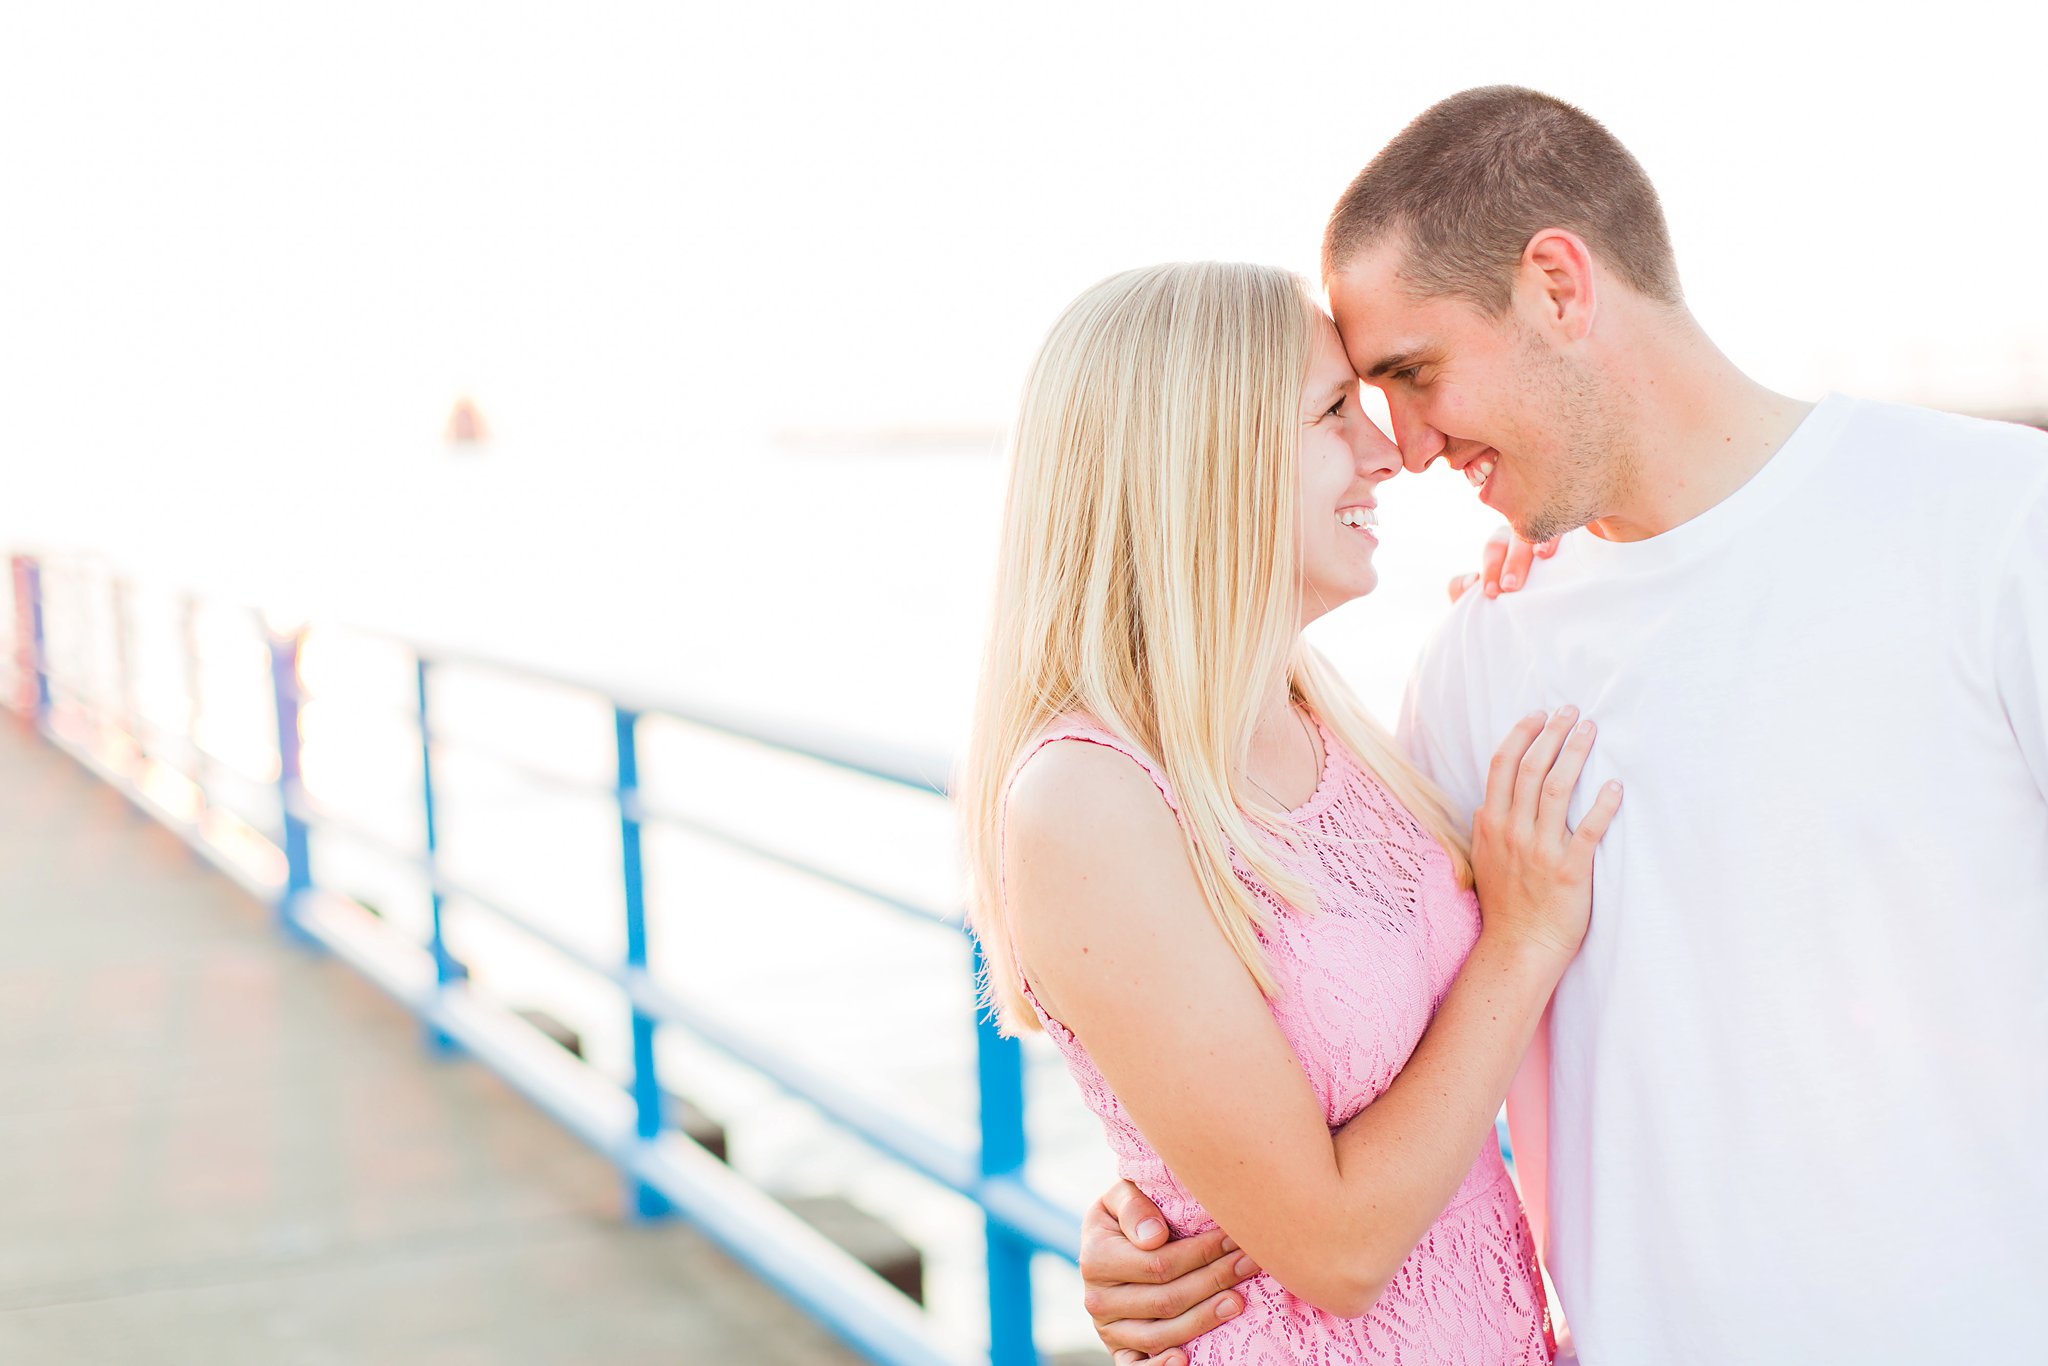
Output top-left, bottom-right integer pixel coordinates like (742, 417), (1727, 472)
(1353, 414), (1403, 480)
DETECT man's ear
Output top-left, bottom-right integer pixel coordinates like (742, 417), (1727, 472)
(1517, 229), (1598, 343)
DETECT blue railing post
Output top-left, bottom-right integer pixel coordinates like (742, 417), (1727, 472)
(267, 628), (316, 943)
(974, 938), (1039, 1366)
(23, 558), (51, 731)
(417, 656), (458, 1054)
(615, 705), (673, 1219)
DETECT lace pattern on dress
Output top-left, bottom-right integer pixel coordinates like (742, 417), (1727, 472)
(1005, 715), (1552, 1365)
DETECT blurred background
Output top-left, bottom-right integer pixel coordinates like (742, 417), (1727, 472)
(5, 1), (2043, 1359)
(8, 1), (2047, 736)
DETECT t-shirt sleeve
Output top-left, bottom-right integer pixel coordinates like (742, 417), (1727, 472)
(1398, 604), (1491, 821)
(1993, 470), (2048, 801)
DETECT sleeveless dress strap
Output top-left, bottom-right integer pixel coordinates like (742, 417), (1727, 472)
(1006, 716), (1182, 816)
(997, 716), (1185, 891)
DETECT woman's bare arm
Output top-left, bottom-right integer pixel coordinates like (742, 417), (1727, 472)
(1009, 710), (1617, 1319)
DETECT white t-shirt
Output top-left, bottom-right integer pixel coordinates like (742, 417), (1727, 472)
(1399, 394), (2048, 1365)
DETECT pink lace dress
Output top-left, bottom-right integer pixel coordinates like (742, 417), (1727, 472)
(1011, 715), (1552, 1365)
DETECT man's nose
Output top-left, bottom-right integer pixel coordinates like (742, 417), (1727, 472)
(1388, 397), (1445, 473)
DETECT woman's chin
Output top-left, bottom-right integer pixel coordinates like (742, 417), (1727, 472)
(1298, 571), (1378, 625)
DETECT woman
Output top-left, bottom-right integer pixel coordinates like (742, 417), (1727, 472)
(958, 262), (1621, 1363)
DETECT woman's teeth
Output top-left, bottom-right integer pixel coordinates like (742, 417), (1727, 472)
(1337, 506), (1377, 531)
(1465, 455), (1498, 488)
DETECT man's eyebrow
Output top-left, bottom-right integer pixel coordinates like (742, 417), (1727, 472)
(1364, 348), (1430, 380)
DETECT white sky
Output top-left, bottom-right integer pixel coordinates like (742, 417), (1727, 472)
(4, 1), (2045, 546)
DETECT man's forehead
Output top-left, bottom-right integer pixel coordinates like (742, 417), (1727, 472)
(1328, 267), (1433, 373)
(1331, 240), (1407, 291)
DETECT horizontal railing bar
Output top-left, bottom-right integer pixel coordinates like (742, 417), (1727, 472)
(635, 702), (952, 799)
(291, 691), (617, 801)
(421, 734), (615, 800)
(43, 727), (277, 905)
(44, 677), (118, 710)
(288, 775), (956, 948)
(30, 692), (282, 794)
(264, 633), (955, 796)
(640, 972), (974, 1186)
(21, 565), (1077, 1363)
(279, 785), (629, 982)
(627, 971), (1080, 1260)
(126, 718), (281, 792)
(33, 564), (952, 794)
(290, 693), (432, 729)
(279, 783), (1074, 1258)
(290, 891), (961, 1366)
(627, 794), (960, 930)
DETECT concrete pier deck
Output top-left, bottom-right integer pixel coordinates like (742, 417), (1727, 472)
(0, 719), (862, 1365)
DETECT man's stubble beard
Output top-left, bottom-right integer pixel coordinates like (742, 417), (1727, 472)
(1512, 334), (1638, 545)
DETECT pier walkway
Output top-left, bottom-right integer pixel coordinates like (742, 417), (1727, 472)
(0, 719), (860, 1365)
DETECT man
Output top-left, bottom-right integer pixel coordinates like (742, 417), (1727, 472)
(1077, 87), (2047, 1364)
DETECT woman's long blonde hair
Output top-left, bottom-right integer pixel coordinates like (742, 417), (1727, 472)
(959, 262), (1474, 1035)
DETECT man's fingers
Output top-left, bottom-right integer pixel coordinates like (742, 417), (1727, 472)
(1098, 1289), (1249, 1361)
(1083, 1220), (1231, 1291)
(1115, 1352), (1187, 1366)
(1447, 571), (1481, 603)
(1117, 1241), (1257, 1321)
(1105, 1179), (1171, 1249)
(1535, 536), (1561, 558)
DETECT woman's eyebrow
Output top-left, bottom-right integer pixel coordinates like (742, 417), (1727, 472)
(1306, 377), (1351, 410)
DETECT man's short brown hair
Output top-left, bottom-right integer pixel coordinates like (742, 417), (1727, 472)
(1323, 86), (1682, 313)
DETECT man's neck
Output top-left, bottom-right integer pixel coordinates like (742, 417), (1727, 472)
(1585, 319), (1813, 543)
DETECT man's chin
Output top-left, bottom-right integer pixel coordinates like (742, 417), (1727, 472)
(1504, 499), (1588, 546)
(1497, 504), (1541, 543)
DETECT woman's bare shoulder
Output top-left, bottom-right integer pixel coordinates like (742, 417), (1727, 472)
(1004, 735), (1216, 1028)
(1005, 734), (1181, 867)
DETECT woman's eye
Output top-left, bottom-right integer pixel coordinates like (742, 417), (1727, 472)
(1324, 395), (1347, 419)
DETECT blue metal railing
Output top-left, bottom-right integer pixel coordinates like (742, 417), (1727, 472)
(7, 554), (1080, 1366)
